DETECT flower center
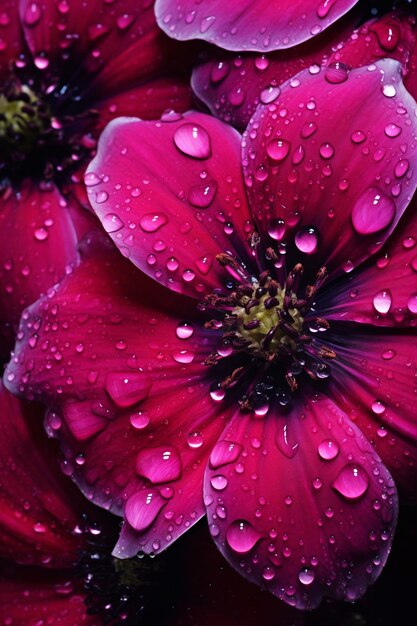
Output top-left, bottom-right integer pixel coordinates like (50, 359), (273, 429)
(201, 253), (335, 410)
(0, 83), (50, 162)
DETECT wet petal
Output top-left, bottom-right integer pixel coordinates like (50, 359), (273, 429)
(204, 395), (398, 609)
(192, 11), (415, 130)
(0, 181), (78, 356)
(0, 0), (25, 79)
(155, 0), (359, 52)
(243, 59), (417, 277)
(320, 328), (417, 501)
(0, 382), (84, 568)
(0, 567), (96, 626)
(317, 194), (417, 327)
(5, 235), (226, 556)
(86, 112), (255, 299)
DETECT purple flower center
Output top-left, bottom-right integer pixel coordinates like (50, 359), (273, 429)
(201, 253), (335, 410)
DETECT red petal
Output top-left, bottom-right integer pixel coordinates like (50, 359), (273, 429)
(0, 566), (97, 626)
(5, 235), (226, 556)
(204, 396), (398, 609)
(86, 112), (255, 299)
(0, 181), (78, 355)
(243, 59), (417, 277)
(192, 11), (415, 131)
(321, 328), (417, 501)
(0, 0), (25, 79)
(155, 0), (359, 52)
(0, 382), (84, 568)
(317, 193), (417, 327)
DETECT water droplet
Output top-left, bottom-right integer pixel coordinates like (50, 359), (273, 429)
(34, 227), (48, 241)
(84, 172), (101, 186)
(275, 422), (299, 458)
(209, 383), (226, 402)
(24, 2), (42, 26)
(351, 187), (395, 235)
(130, 411), (150, 430)
(384, 123), (401, 138)
(210, 441), (242, 468)
(394, 159), (409, 178)
(300, 122), (318, 139)
(382, 349), (396, 360)
(172, 350), (195, 363)
(210, 474), (228, 490)
(174, 124), (211, 159)
(318, 439), (339, 461)
(188, 180), (218, 208)
(382, 84), (396, 98)
(139, 213), (168, 233)
(186, 431), (204, 449)
(260, 86), (281, 104)
(295, 226), (318, 254)
(351, 130), (366, 144)
(298, 567), (315, 585)
(102, 213), (124, 233)
(262, 566), (276, 581)
(200, 15), (216, 33)
(325, 62), (349, 84)
(372, 400), (386, 415)
(332, 464), (370, 500)
(266, 138), (290, 162)
(372, 289), (392, 314)
(166, 257), (179, 272)
(136, 446), (181, 484)
(319, 142), (334, 159)
(407, 293), (417, 314)
(176, 322), (194, 339)
(210, 61), (230, 83)
(317, 0), (335, 18)
(226, 520), (261, 554)
(104, 372), (152, 408)
(125, 490), (165, 532)
(267, 218), (286, 241)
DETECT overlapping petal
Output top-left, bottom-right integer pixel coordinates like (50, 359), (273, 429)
(319, 328), (417, 500)
(5, 235), (229, 556)
(155, 0), (359, 52)
(86, 112), (256, 299)
(192, 12), (415, 130)
(204, 395), (398, 609)
(0, 381), (84, 568)
(243, 59), (417, 278)
(0, 181), (78, 357)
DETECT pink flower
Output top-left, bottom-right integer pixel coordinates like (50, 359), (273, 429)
(5, 58), (417, 609)
(0, 0), (192, 352)
(154, 0), (360, 52)
(192, 11), (417, 130)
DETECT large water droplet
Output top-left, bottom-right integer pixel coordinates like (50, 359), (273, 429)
(186, 431), (204, 449)
(210, 474), (228, 491)
(275, 422), (299, 458)
(210, 440), (242, 468)
(351, 187), (395, 235)
(266, 138), (290, 162)
(318, 439), (339, 461)
(125, 490), (165, 532)
(174, 123), (212, 159)
(372, 289), (392, 314)
(226, 520), (261, 554)
(139, 213), (168, 233)
(332, 464), (370, 500)
(188, 180), (218, 208)
(104, 372), (152, 408)
(325, 62), (349, 84)
(176, 322), (194, 340)
(295, 226), (318, 254)
(102, 213), (124, 233)
(407, 293), (417, 314)
(135, 446), (182, 484)
(298, 567), (315, 585)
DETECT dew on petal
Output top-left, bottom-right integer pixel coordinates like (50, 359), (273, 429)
(210, 474), (228, 491)
(176, 322), (194, 339)
(186, 431), (204, 449)
(407, 293), (417, 314)
(135, 446), (182, 484)
(332, 464), (370, 500)
(266, 139), (290, 162)
(324, 62), (349, 84)
(298, 567), (315, 585)
(210, 440), (242, 468)
(318, 439), (339, 461)
(351, 187), (395, 235)
(173, 123), (212, 159)
(104, 372), (153, 408)
(226, 520), (261, 554)
(102, 213), (124, 233)
(188, 180), (218, 208)
(294, 226), (318, 254)
(139, 213), (168, 233)
(125, 490), (165, 532)
(130, 411), (150, 430)
(372, 289), (392, 314)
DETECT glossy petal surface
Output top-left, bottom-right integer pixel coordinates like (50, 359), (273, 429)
(86, 112), (256, 299)
(0, 182), (78, 355)
(204, 395), (398, 609)
(192, 12), (415, 130)
(5, 235), (228, 556)
(243, 59), (417, 277)
(155, 0), (359, 52)
(0, 382), (83, 568)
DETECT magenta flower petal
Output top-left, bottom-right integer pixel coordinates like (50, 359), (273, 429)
(317, 195), (417, 327)
(321, 329), (417, 501)
(0, 382), (84, 568)
(243, 59), (417, 276)
(192, 11), (415, 130)
(155, 0), (359, 52)
(204, 395), (398, 609)
(0, 181), (78, 354)
(0, 569), (97, 626)
(5, 235), (228, 555)
(86, 112), (255, 299)
(0, 0), (25, 78)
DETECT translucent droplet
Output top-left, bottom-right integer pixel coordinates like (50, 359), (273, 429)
(372, 289), (392, 314)
(226, 520), (261, 554)
(130, 411), (150, 430)
(186, 431), (204, 449)
(174, 123), (211, 159)
(210, 441), (242, 468)
(104, 372), (152, 408)
(176, 322), (194, 339)
(139, 213), (168, 233)
(332, 464), (370, 500)
(407, 293), (417, 314)
(188, 180), (218, 208)
(102, 213), (124, 233)
(210, 474), (228, 491)
(298, 567), (315, 585)
(318, 439), (339, 461)
(351, 187), (395, 235)
(325, 62), (349, 84)
(125, 490), (165, 531)
(266, 138), (290, 162)
(135, 446), (182, 483)
(295, 226), (318, 254)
